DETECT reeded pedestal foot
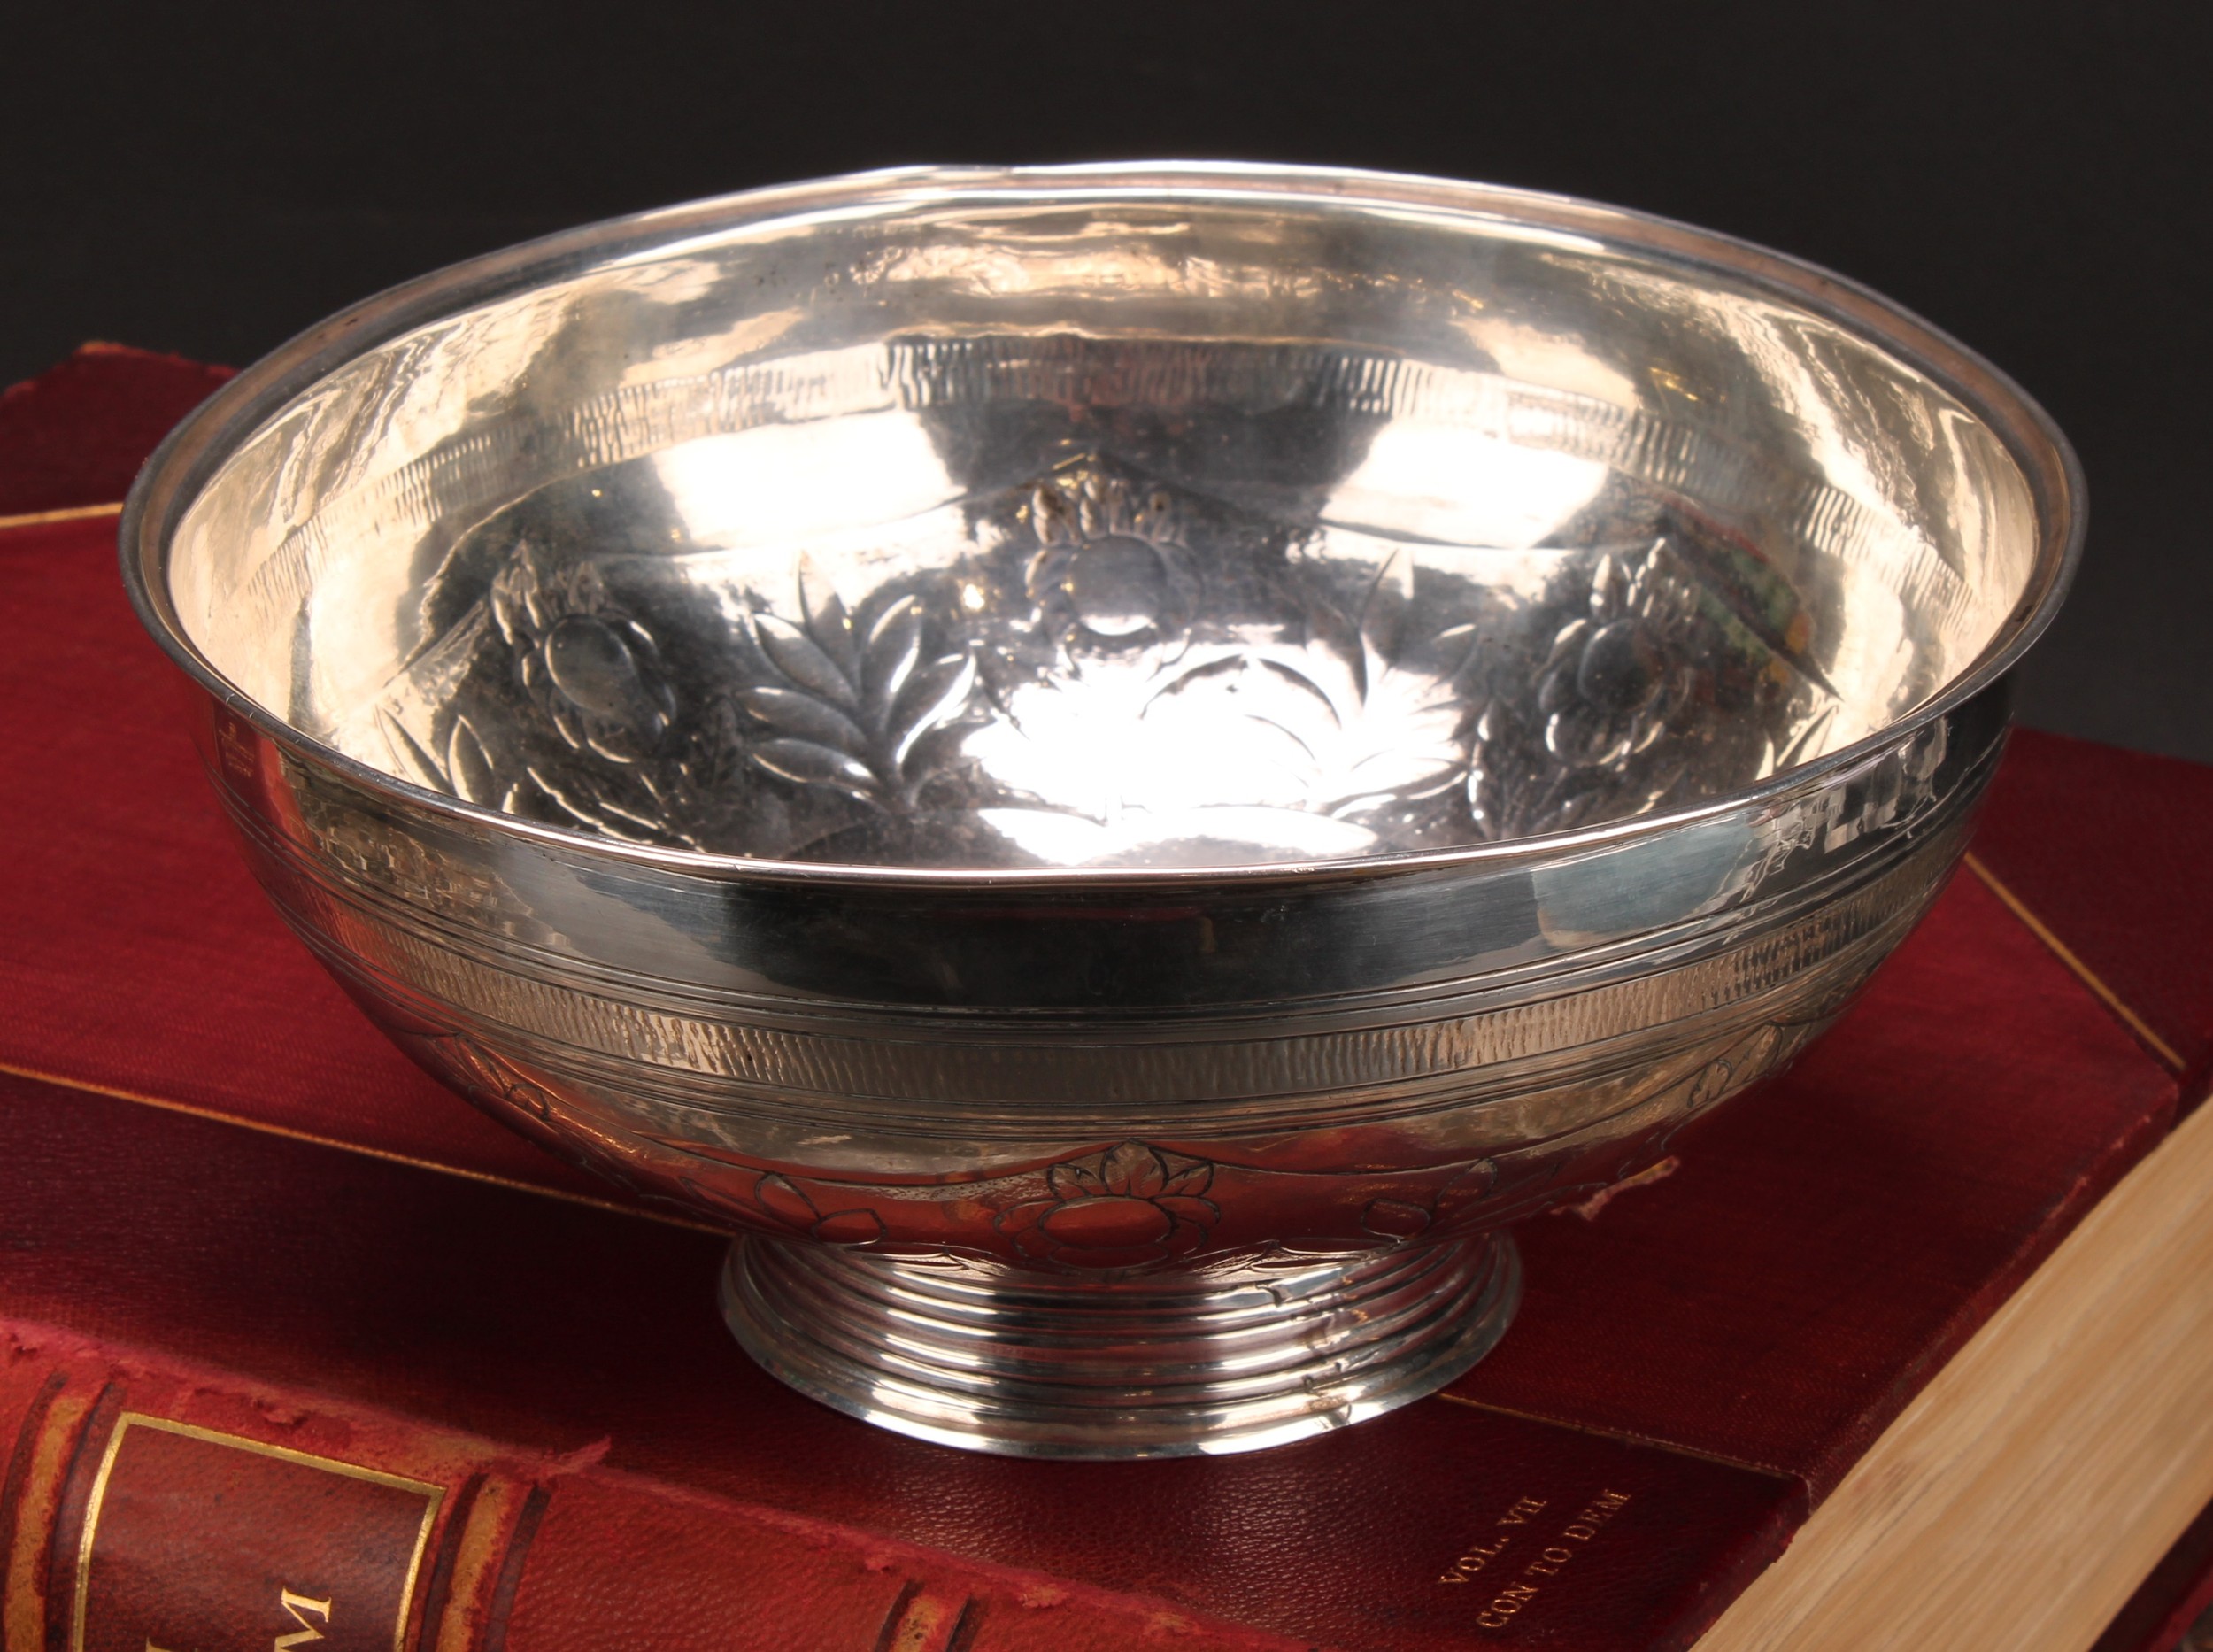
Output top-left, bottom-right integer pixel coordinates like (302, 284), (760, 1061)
(719, 1231), (1521, 1458)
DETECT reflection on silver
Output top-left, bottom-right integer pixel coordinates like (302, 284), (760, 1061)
(357, 444), (1833, 868)
(123, 163), (2080, 1457)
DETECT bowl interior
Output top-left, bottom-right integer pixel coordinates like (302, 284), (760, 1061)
(160, 172), (2048, 869)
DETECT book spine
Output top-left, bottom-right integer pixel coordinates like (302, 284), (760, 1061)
(0, 1320), (1316, 1652)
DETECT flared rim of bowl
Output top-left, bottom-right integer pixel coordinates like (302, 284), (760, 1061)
(119, 160), (2085, 888)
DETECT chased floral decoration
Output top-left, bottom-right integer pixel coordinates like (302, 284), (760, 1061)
(996, 1141), (1220, 1270)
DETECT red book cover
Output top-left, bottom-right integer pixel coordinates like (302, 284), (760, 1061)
(0, 1302), (1315, 1652)
(1970, 729), (2213, 1098)
(0, 1071), (1801, 1652)
(3, 347), (2209, 1648)
(0, 344), (232, 520)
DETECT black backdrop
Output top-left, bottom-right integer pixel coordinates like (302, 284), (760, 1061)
(10, 2), (2206, 758)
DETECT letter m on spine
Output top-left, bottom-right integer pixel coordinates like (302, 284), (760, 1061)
(275, 1589), (331, 1651)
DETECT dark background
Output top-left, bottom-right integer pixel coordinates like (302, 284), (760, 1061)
(9, 3), (2207, 759)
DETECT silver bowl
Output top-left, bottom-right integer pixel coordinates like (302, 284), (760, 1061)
(122, 164), (2080, 1458)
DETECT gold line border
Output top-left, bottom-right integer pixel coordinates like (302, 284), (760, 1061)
(1432, 1390), (1800, 1486)
(0, 500), (124, 532)
(0, 1057), (721, 1235)
(67, 1419), (127, 1652)
(1963, 852), (2186, 1073)
(70, 1414), (444, 1652)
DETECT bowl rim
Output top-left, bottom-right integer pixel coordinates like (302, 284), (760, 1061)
(120, 159), (2085, 889)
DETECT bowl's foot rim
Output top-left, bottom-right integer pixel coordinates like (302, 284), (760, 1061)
(718, 1230), (1522, 1459)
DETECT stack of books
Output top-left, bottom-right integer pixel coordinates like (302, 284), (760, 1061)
(6, 346), (2213, 1651)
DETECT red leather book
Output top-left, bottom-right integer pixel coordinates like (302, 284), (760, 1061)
(0, 1267), (1308, 1652)
(1970, 729), (2213, 1099)
(0, 344), (231, 520)
(4, 346), (2212, 1649)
